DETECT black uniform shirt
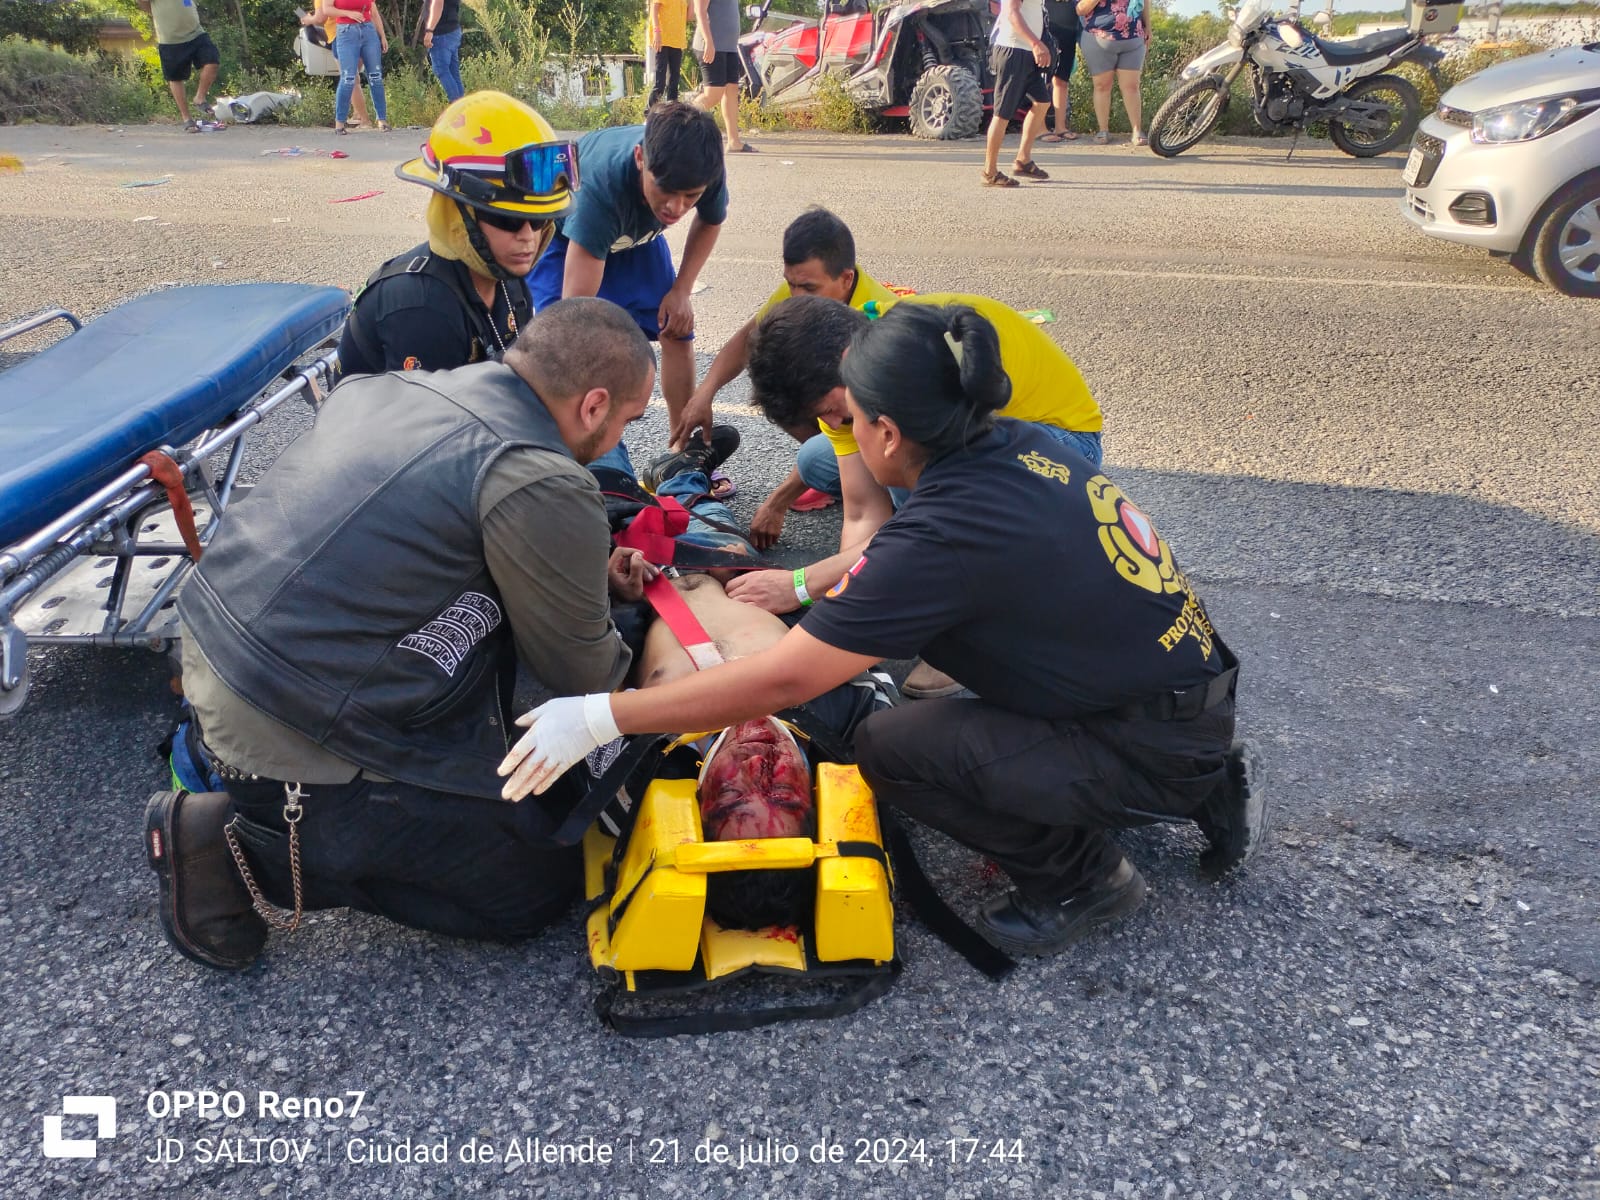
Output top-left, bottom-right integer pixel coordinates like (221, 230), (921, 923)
(337, 261), (530, 376)
(801, 420), (1226, 720)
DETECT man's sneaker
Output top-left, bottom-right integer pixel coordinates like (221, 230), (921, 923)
(977, 858), (1147, 956)
(145, 790), (267, 970)
(641, 425), (740, 492)
(1196, 740), (1269, 880)
(789, 486), (835, 512)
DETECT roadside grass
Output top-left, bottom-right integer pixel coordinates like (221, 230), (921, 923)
(0, 36), (157, 125)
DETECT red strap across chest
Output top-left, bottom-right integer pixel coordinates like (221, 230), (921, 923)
(643, 574), (723, 671)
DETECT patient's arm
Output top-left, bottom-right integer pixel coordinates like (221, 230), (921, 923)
(633, 574), (789, 690)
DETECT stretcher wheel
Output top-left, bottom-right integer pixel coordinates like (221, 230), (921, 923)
(0, 664), (29, 718)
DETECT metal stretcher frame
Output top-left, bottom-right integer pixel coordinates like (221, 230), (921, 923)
(0, 292), (345, 715)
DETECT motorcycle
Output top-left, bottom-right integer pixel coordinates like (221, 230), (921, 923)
(737, 0), (996, 139)
(1148, 0), (1445, 158)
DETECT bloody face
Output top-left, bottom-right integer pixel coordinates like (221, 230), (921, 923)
(699, 719), (813, 841)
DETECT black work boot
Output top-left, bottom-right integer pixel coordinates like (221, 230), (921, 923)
(1195, 740), (1269, 881)
(641, 425), (740, 492)
(977, 858), (1147, 957)
(144, 790), (267, 970)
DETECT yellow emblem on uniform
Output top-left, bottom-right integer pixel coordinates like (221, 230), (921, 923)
(1017, 450), (1072, 485)
(1085, 474), (1182, 595)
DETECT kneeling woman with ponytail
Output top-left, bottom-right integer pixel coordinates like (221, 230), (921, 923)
(499, 302), (1265, 957)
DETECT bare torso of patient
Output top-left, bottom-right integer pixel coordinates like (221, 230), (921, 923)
(635, 573), (789, 689)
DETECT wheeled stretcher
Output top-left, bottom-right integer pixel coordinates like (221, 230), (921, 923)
(0, 284), (349, 714)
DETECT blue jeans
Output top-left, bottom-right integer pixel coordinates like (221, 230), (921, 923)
(795, 424), (1104, 504)
(428, 27), (465, 101)
(335, 22), (386, 125)
(795, 434), (910, 508)
(590, 443), (753, 558)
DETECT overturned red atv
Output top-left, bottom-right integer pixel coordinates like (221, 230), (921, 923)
(737, 0), (996, 139)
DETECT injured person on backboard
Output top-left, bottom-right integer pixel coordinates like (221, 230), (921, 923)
(585, 571), (894, 931)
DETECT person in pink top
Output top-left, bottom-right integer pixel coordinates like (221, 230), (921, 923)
(301, 0), (390, 133)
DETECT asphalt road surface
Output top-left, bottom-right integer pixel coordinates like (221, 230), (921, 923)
(1, 123), (1596, 1200)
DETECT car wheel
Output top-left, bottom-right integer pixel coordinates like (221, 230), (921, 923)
(1531, 173), (1600, 299)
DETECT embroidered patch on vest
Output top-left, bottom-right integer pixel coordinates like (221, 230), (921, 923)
(398, 591), (504, 675)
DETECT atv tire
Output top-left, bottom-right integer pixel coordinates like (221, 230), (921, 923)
(908, 64), (984, 140)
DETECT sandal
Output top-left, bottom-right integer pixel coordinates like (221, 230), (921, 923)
(377, 120), (392, 132)
(1092, 130), (1110, 144)
(334, 122), (349, 135)
(1041, 132), (1067, 143)
(1011, 159), (1050, 180)
(709, 470), (737, 500)
(980, 169), (1020, 188)
(1131, 131), (1148, 147)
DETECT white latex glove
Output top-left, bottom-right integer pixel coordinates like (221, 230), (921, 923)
(497, 694), (619, 801)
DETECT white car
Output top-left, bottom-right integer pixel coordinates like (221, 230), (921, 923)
(1400, 42), (1600, 297)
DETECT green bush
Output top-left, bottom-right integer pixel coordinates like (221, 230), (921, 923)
(806, 69), (870, 133)
(0, 34), (156, 123)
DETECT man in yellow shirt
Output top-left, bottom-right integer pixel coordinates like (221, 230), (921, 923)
(726, 291), (1104, 695)
(681, 207), (897, 549)
(648, 0), (689, 103)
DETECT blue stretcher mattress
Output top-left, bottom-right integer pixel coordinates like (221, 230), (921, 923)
(0, 284), (348, 550)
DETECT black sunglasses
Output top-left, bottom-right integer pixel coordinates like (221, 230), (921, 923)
(476, 210), (550, 234)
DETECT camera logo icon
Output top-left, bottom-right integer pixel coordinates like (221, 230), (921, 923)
(42, 1096), (117, 1159)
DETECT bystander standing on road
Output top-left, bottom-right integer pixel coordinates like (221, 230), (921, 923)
(309, 4), (372, 126)
(136, 0), (222, 131)
(1042, 0), (1080, 141)
(649, 0), (689, 104)
(422, 0), (466, 102)
(694, 0), (753, 151)
(1077, 0), (1149, 145)
(301, 0), (390, 133)
(982, 0), (1051, 187)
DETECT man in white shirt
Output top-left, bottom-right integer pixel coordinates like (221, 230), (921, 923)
(982, 0), (1052, 187)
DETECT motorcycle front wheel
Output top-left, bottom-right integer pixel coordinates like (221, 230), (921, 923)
(1328, 74), (1421, 158)
(1149, 75), (1231, 158)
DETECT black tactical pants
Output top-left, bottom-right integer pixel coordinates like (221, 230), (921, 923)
(223, 773), (583, 942)
(854, 696), (1234, 900)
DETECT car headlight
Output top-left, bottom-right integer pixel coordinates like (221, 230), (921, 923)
(1470, 96), (1583, 144)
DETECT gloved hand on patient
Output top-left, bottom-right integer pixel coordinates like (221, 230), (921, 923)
(499, 694), (619, 801)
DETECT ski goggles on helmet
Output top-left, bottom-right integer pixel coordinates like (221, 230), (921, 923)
(427, 139), (581, 205)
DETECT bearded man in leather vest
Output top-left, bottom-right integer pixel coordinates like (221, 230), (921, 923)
(144, 296), (658, 971)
